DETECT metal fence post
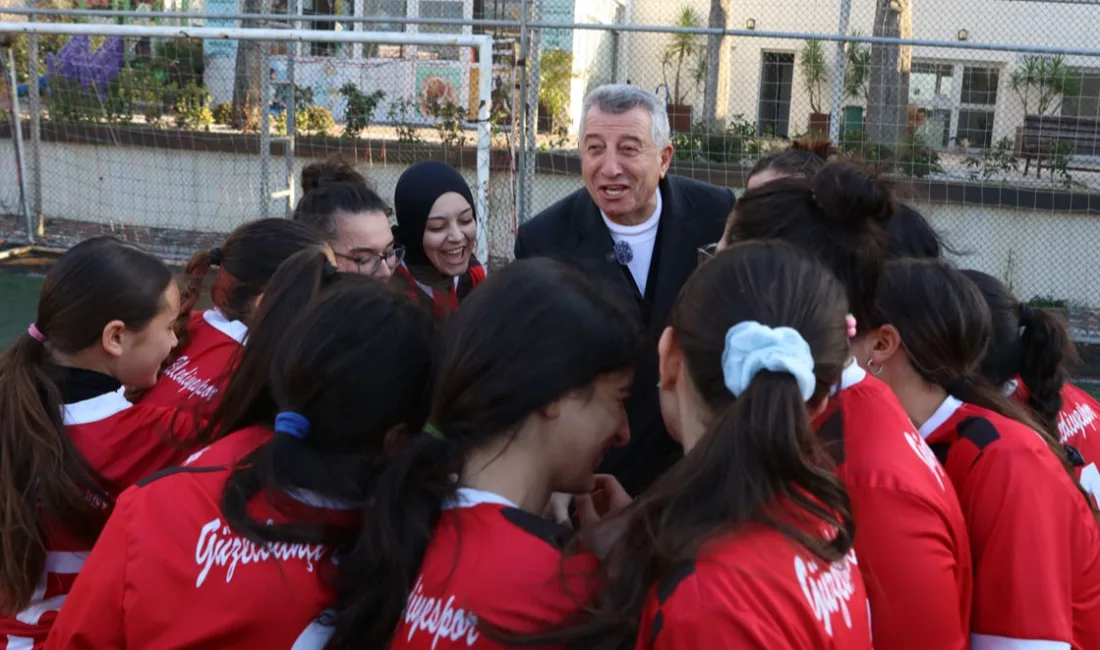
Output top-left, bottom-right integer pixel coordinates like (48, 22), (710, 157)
(2, 44), (32, 242)
(521, 0), (540, 224)
(26, 7), (42, 237)
(515, 1), (528, 226)
(827, 0), (853, 144)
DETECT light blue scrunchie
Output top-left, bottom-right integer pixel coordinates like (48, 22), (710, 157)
(722, 321), (817, 402)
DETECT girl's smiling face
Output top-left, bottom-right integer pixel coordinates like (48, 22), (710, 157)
(422, 192), (476, 277)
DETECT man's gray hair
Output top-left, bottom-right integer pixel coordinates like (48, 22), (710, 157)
(580, 84), (672, 148)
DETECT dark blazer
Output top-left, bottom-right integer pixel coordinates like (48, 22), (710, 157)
(514, 174), (734, 496)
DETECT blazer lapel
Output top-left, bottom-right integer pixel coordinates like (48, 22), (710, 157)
(648, 177), (698, 336)
(571, 193), (634, 294)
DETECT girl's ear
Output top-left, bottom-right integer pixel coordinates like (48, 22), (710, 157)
(657, 326), (682, 391)
(101, 320), (127, 358)
(870, 324), (904, 367)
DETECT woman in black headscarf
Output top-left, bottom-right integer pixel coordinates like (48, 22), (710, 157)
(392, 161), (486, 319)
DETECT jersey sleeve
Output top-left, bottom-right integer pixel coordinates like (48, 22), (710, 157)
(961, 446), (1076, 646)
(845, 484), (969, 650)
(45, 490), (134, 650)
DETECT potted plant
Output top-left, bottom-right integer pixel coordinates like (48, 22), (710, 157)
(661, 6), (706, 133)
(800, 38), (829, 134)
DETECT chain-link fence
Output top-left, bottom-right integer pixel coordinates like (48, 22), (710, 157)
(1, 1), (1100, 335)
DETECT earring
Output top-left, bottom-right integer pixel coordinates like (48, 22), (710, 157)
(867, 359), (884, 377)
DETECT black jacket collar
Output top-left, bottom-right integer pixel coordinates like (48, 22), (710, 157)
(52, 367), (122, 404)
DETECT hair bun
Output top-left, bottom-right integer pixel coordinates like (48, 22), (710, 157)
(811, 162), (896, 227)
(300, 157), (368, 194)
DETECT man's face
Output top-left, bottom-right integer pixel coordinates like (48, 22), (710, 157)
(580, 106), (673, 226)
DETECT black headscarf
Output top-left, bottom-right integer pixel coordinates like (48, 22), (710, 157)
(393, 161), (477, 268)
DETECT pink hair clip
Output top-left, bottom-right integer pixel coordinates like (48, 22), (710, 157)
(845, 314), (858, 339)
(27, 323), (47, 343)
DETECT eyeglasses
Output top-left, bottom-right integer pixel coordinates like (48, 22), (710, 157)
(335, 246), (406, 276)
(697, 242), (719, 266)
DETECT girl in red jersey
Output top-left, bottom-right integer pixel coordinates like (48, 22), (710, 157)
(391, 161), (487, 319)
(137, 218), (325, 418)
(0, 236), (195, 650)
(323, 258), (642, 649)
(863, 258), (1100, 650)
(962, 269), (1100, 506)
(47, 263), (435, 649)
(293, 159), (404, 280)
(536, 240), (871, 650)
(723, 163), (973, 650)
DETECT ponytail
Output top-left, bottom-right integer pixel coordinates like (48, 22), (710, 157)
(325, 434), (461, 649)
(0, 335), (107, 613)
(198, 246), (341, 447)
(1018, 304), (1073, 439)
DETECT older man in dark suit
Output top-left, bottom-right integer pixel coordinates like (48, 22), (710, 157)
(514, 83), (734, 496)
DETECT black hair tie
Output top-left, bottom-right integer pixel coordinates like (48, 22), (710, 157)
(322, 260), (339, 279)
(946, 377), (972, 399)
(1018, 303), (1033, 326)
(208, 247), (222, 266)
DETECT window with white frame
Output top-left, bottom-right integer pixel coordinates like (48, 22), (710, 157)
(302, 0), (353, 56)
(362, 0), (408, 58)
(910, 61), (1000, 149)
(1063, 69), (1100, 119)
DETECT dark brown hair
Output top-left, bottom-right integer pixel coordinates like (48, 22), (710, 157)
(0, 236), (172, 613)
(221, 275), (435, 548)
(168, 218), (325, 375)
(725, 161), (896, 334)
(300, 155), (368, 193)
(962, 269), (1075, 441)
(748, 137), (833, 182)
(529, 240), (854, 650)
(869, 259), (1090, 504)
(198, 246), (356, 448)
(323, 258), (643, 649)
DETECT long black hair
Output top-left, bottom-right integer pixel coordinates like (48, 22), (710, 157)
(521, 240), (855, 650)
(0, 236), (172, 613)
(220, 274), (435, 547)
(962, 269), (1076, 442)
(324, 258), (643, 649)
(869, 259), (1090, 504)
(725, 161), (896, 335)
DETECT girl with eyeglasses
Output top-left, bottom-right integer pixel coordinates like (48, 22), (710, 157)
(294, 158), (405, 280)
(135, 218), (325, 419)
(392, 161), (486, 320)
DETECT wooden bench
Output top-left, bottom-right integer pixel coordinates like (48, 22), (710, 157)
(1017, 115), (1100, 177)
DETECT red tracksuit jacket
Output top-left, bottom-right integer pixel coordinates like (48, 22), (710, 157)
(814, 363), (973, 649)
(921, 396), (1100, 649)
(46, 425), (353, 649)
(138, 309), (246, 420)
(0, 367), (196, 650)
(635, 516), (873, 649)
(390, 488), (597, 650)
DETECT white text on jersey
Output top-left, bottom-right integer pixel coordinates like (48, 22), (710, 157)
(164, 355), (220, 401)
(795, 550), (859, 637)
(404, 575), (480, 649)
(194, 518), (326, 588)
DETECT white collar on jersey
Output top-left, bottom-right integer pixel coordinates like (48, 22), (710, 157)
(442, 487), (518, 511)
(1003, 379), (1019, 397)
(62, 387), (133, 426)
(828, 358), (867, 396)
(918, 395), (964, 440)
(285, 487), (357, 511)
(203, 308), (249, 345)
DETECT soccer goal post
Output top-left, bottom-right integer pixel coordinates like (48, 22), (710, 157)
(0, 20), (495, 263)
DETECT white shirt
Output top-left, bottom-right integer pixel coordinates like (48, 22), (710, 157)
(601, 191), (662, 296)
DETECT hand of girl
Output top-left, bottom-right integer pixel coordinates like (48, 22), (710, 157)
(543, 492), (574, 528)
(574, 474), (632, 527)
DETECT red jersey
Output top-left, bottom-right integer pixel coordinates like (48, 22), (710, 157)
(138, 310), (246, 418)
(814, 363), (972, 650)
(391, 488), (597, 649)
(921, 396), (1100, 649)
(46, 425), (352, 650)
(636, 524), (873, 649)
(0, 368), (196, 650)
(1013, 380), (1100, 508)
